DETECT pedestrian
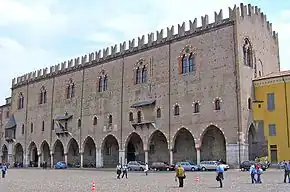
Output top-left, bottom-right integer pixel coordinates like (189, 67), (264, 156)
(116, 163), (122, 179)
(255, 164), (263, 184)
(216, 161), (224, 188)
(283, 160), (290, 183)
(2, 163), (7, 178)
(121, 164), (128, 179)
(175, 164), (186, 188)
(144, 163), (149, 176)
(249, 164), (256, 184)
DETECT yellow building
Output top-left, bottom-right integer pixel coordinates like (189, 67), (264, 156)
(253, 71), (290, 162)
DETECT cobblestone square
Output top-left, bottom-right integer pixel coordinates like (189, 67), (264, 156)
(0, 169), (289, 192)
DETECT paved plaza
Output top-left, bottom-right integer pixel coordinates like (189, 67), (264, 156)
(0, 168), (289, 192)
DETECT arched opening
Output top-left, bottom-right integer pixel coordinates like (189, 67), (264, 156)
(148, 130), (169, 165)
(248, 98), (252, 110)
(1, 145), (8, 163)
(102, 135), (119, 168)
(14, 143), (24, 166)
(173, 128), (197, 163)
(129, 112), (133, 121)
(83, 136), (96, 168)
(40, 141), (50, 167)
(53, 140), (64, 165)
(125, 132), (144, 163)
(200, 126), (226, 162)
(93, 117), (98, 125)
(67, 138), (80, 168)
(28, 142), (38, 167)
(156, 108), (161, 118)
(137, 111), (142, 123)
(174, 105), (180, 116)
(214, 99), (221, 110)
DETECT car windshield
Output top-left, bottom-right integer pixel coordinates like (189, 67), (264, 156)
(189, 162), (196, 165)
(138, 161), (145, 165)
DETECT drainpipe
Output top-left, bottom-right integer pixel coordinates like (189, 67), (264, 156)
(24, 83), (29, 167)
(50, 77), (55, 151)
(168, 43), (172, 164)
(80, 68), (85, 155)
(282, 77), (290, 147)
(120, 56), (125, 164)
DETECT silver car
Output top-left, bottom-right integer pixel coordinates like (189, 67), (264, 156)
(127, 161), (146, 171)
(198, 161), (229, 171)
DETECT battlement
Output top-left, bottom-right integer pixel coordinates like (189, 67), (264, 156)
(11, 3), (278, 88)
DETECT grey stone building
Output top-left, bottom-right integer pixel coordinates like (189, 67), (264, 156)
(0, 3), (280, 168)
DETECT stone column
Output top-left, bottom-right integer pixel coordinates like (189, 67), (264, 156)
(80, 152), (83, 168)
(64, 153), (68, 165)
(169, 149), (173, 165)
(50, 152), (54, 168)
(196, 148), (201, 164)
(119, 150), (125, 165)
(8, 143), (13, 166)
(95, 149), (102, 168)
(144, 150), (148, 164)
(38, 153), (41, 168)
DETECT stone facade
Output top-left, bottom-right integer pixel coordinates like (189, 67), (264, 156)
(0, 3), (280, 168)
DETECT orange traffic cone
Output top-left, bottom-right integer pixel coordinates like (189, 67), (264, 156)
(91, 181), (96, 192)
(196, 176), (200, 183)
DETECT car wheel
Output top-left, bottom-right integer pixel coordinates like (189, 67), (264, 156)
(166, 167), (169, 171)
(154, 168), (157, 171)
(140, 167), (144, 171)
(128, 167), (131, 171)
(201, 167), (206, 171)
(241, 168), (245, 171)
(191, 167), (195, 171)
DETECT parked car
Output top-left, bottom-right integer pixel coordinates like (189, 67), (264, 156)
(240, 160), (267, 171)
(151, 162), (175, 171)
(55, 161), (67, 169)
(127, 161), (146, 171)
(198, 161), (229, 171)
(175, 161), (199, 171)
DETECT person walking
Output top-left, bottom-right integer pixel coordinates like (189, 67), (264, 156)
(249, 164), (256, 184)
(1, 163), (7, 178)
(284, 160), (290, 183)
(116, 163), (122, 179)
(144, 163), (149, 176)
(255, 164), (263, 184)
(216, 161), (224, 188)
(175, 164), (186, 188)
(121, 164), (128, 179)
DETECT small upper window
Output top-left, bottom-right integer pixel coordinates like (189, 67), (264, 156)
(42, 121), (45, 131)
(248, 98), (252, 110)
(181, 53), (195, 74)
(137, 111), (142, 123)
(30, 123), (34, 133)
(214, 99), (221, 110)
(93, 116), (98, 125)
(156, 108), (161, 118)
(78, 119), (81, 128)
(39, 86), (47, 104)
(243, 38), (253, 67)
(193, 102), (199, 113)
(129, 112), (134, 121)
(108, 115), (112, 124)
(18, 92), (24, 109)
(174, 105), (180, 116)
(135, 60), (148, 84)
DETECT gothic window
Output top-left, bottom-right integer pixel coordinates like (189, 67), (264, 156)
(135, 60), (148, 84)
(142, 66), (147, 83)
(42, 121), (45, 131)
(214, 99), (221, 110)
(18, 92), (24, 109)
(64, 122), (68, 130)
(98, 76), (103, 92)
(248, 98), (252, 110)
(98, 74), (108, 92)
(129, 112), (133, 121)
(52, 120), (55, 130)
(193, 102), (200, 113)
(181, 53), (195, 74)
(78, 119), (81, 128)
(137, 111), (142, 123)
(93, 117), (98, 125)
(39, 86), (47, 104)
(156, 108), (161, 118)
(21, 124), (24, 135)
(136, 67), (141, 84)
(103, 75), (108, 91)
(108, 115), (112, 124)
(66, 79), (75, 99)
(243, 38), (253, 67)
(174, 105), (180, 116)
(30, 123), (34, 133)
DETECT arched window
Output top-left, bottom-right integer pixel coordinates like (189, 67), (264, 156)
(129, 112), (133, 121)
(108, 115), (112, 124)
(103, 75), (108, 91)
(42, 121), (45, 131)
(18, 92), (24, 109)
(248, 98), (252, 110)
(71, 83), (75, 97)
(30, 123), (34, 133)
(66, 85), (71, 99)
(136, 67), (141, 84)
(142, 66), (147, 83)
(78, 119), (81, 128)
(137, 111), (142, 123)
(98, 76), (103, 92)
(66, 79), (75, 99)
(39, 86), (47, 104)
(21, 124), (24, 135)
(214, 99), (221, 110)
(243, 38), (253, 67)
(174, 105), (180, 116)
(193, 102), (199, 113)
(93, 117), (98, 125)
(98, 74), (108, 92)
(156, 108), (161, 118)
(181, 53), (195, 74)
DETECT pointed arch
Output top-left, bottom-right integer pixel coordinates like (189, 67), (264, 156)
(148, 130), (169, 164)
(101, 134), (119, 167)
(40, 140), (50, 167)
(52, 139), (64, 165)
(125, 132), (144, 163)
(243, 38), (253, 67)
(28, 141), (38, 167)
(14, 143), (24, 165)
(1, 144), (8, 163)
(83, 136), (96, 168)
(66, 138), (80, 167)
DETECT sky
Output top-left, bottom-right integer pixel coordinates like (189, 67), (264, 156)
(0, 0), (289, 105)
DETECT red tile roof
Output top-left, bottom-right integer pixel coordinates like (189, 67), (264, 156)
(253, 70), (290, 81)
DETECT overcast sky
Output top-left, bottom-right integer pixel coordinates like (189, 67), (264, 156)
(0, 0), (289, 105)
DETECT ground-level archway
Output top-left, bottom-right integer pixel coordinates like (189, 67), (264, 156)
(173, 128), (196, 163)
(28, 142), (38, 167)
(40, 141), (50, 167)
(102, 134), (119, 168)
(14, 143), (24, 166)
(148, 130), (169, 165)
(125, 132), (144, 163)
(200, 125), (226, 162)
(1, 145), (8, 163)
(67, 138), (80, 167)
(83, 136), (96, 168)
(53, 140), (64, 165)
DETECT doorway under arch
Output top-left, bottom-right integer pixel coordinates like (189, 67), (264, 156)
(148, 130), (169, 165)
(125, 132), (144, 163)
(40, 141), (50, 167)
(28, 142), (38, 167)
(83, 136), (96, 168)
(1, 145), (8, 163)
(67, 138), (80, 167)
(14, 143), (24, 166)
(101, 135), (119, 168)
(53, 140), (64, 165)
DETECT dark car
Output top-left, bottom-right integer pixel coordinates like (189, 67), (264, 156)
(240, 161), (267, 171)
(151, 162), (175, 171)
